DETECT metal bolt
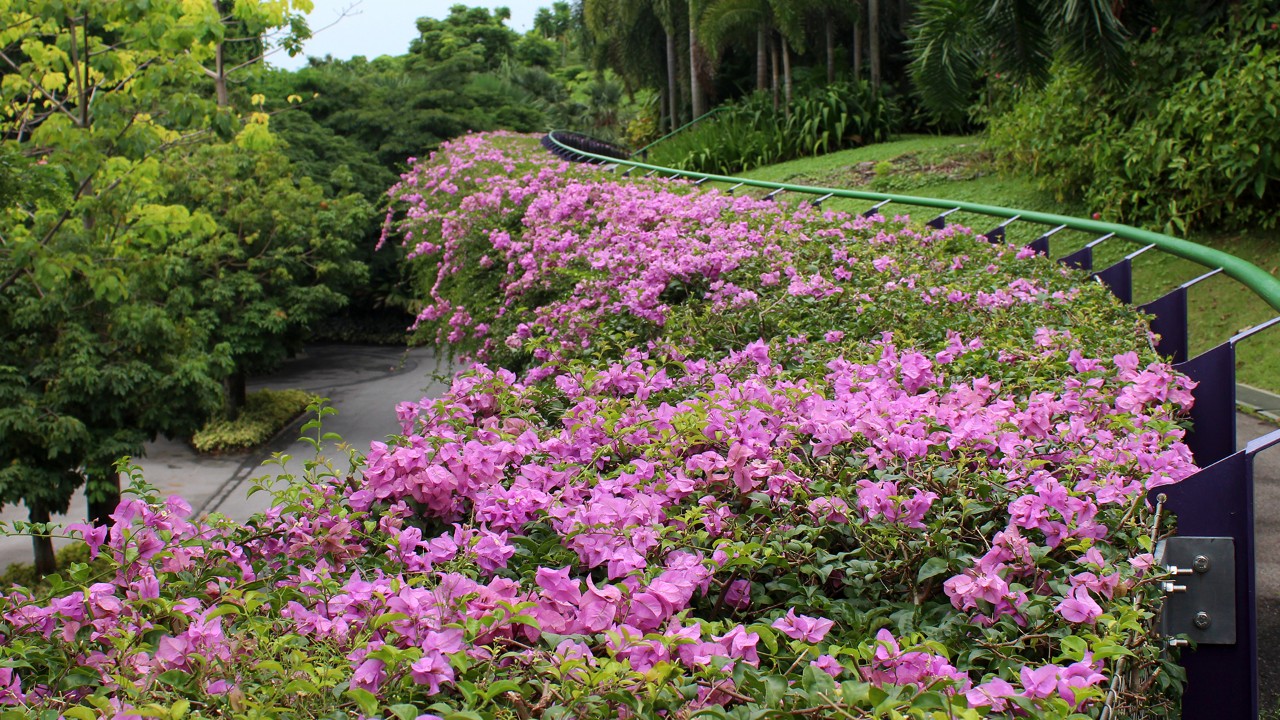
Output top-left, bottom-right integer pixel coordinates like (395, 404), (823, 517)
(1161, 581), (1187, 594)
(1192, 555), (1211, 573)
(1193, 612), (1211, 629)
(1168, 638), (1189, 648)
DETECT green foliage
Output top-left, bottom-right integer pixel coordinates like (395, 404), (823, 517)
(192, 388), (318, 454)
(988, 1), (1280, 234)
(0, 0), (320, 567)
(906, 0), (1132, 123)
(163, 141), (371, 384)
(0, 542), (107, 595)
(413, 5), (517, 71)
(647, 82), (897, 174)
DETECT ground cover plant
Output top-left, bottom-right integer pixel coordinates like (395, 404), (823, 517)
(0, 133), (1198, 719)
(191, 389), (321, 454)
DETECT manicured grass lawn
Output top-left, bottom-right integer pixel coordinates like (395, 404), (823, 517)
(718, 135), (1280, 394)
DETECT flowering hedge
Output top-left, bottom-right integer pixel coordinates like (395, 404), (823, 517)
(0, 133), (1196, 719)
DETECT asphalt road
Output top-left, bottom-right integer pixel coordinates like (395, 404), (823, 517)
(0, 344), (449, 568)
(1243, 411), (1280, 710)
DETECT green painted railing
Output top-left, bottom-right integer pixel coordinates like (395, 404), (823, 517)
(632, 107), (727, 159)
(547, 131), (1280, 314)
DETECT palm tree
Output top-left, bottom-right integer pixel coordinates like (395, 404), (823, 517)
(583, 0), (680, 131)
(698, 0), (807, 107)
(908, 0), (1132, 122)
(653, 0), (686, 128)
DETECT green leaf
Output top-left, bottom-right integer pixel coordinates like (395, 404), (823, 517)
(344, 688), (380, 716)
(388, 705), (422, 720)
(372, 611), (411, 629)
(483, 679), (524, 701)
(917, 556), (951, 583)
(282, 679), (320, 695)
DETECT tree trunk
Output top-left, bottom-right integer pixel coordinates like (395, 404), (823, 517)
(757, 25), (768, 92)
(853, 9), (864, 80)
(688, 9), (705, 119)
(666, 29), (681, 127)
(826, 19), (836, 83)
(30, 502), (55, 578)
(770, 34), (780, 112)
(869, 0), (882, 94)
(225, 367), (247, 420)
(781, 36), (793, 111)
(215, 42), (229, 107)
(86, 466), (120, 527)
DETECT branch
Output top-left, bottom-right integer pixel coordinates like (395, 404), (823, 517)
(0, 114), (215, 295)
(0, 48), (79, 126)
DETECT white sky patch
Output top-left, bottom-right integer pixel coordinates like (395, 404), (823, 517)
(271, 0), (546, 70)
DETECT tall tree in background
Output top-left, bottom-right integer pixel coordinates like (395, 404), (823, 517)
(582, 0), (674, 130)
(533, 1), (575, 64)
(908, 0), (1132, 122)
(689, 0), (707, 118)
(698, 0), (807, 107)
(205, 0), (314, 107)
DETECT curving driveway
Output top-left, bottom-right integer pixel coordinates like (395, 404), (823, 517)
(0, 344), (451, 569)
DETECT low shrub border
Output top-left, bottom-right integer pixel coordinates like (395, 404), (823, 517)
(191, 388), (319, 454)
(0, 133), (1193, 718)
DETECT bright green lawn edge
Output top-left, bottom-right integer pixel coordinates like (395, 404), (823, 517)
(704, 136), (1280, 394)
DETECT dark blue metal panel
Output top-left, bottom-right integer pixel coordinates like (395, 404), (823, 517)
(984, 224), (1006, 244)
(1140, 286), (1191, 364)
(1174, 343), (1238, 467)
(1025, 235), (1050, 256)
(1059, 246), (1093, 271)
(1095, 257), (1134, 304)
(1153, 450), (1257, 720)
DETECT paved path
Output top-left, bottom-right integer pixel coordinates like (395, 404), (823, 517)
(1243, 412), (1280, 710)
(0, 344), (450, 569)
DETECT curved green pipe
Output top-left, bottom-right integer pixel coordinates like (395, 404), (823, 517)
(547, 131), (1280, 314)
(632, 107), (726, 158)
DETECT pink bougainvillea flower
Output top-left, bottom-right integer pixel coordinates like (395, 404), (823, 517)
(772, 608), (835, 643)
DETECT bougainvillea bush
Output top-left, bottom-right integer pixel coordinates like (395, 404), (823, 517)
(0, 132), (1196, 719)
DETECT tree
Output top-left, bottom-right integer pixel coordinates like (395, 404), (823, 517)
(698, 0), (807, 107)
(0, 0), (283, 572)
(163, 141), (370, 417)
(533, 1), (575, 64)
(582, 0), (675, 130)
(204, 0), (314, 107)
(412, 5), (518, 72)
(907, 0), (1133, 122)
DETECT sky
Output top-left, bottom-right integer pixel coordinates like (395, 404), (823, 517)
(270, 0), (547, 70)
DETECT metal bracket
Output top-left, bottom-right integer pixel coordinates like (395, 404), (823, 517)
(1156, 536), (1236, 644)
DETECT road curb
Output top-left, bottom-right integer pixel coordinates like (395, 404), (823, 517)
(1239, 383), (1280, 424)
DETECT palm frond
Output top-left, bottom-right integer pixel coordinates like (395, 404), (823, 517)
(908, 0), (984, 122)
(1049, 0), (1131, 86)
(987, 0), (1053, 86)
(697, 0), (767, 57)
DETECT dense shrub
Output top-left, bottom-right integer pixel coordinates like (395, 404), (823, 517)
(645, 83), (897, 175)
(191, 389), (318, 454)
(988, 1), (1280, 234)
(0, 134), (1195, 719)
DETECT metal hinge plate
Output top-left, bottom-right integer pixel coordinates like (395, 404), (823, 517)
(1156, 536), (1236, 645)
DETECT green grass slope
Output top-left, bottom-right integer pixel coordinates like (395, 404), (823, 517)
(702, 135), (1280, 395)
